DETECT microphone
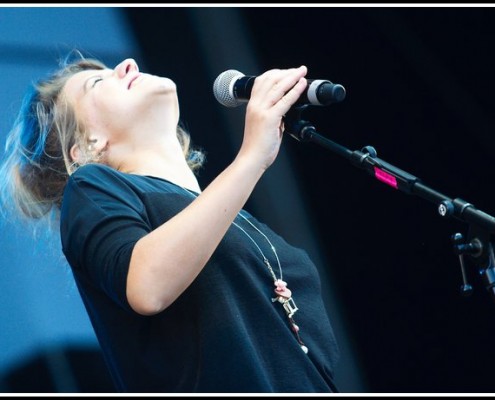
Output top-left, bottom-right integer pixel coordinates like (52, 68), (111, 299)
(213, 69), (346, 108)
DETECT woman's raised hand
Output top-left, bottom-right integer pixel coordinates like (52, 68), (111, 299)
(239, 66), (308, 171)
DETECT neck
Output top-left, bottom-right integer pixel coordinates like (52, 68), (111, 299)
(116, 138), (201, 193)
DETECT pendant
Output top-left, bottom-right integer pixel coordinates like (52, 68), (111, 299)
(273, 279), (291, 299)
(272, 279), (298, 318)
(271, 279), (308, 354)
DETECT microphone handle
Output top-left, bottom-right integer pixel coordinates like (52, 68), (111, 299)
(232, 75), (346, 106)
(232, 76), (256, 102)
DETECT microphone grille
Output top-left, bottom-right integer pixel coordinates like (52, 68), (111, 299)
(213, 69), (245, 107)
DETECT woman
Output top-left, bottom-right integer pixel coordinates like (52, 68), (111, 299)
(0, 52), (340, 392)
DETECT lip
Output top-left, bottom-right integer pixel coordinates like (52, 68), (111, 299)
(127, 73), (142, 89)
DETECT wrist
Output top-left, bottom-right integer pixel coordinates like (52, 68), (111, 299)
(231, 151), (268, 182)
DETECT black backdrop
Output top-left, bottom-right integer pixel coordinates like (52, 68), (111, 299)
(121, 7), (495, 393)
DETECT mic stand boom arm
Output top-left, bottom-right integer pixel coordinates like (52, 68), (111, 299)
(283, 106), (495, 300)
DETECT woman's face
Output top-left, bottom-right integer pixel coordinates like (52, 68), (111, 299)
(63, 58), (179, 147)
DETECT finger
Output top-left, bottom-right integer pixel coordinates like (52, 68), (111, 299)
(250, 68), (283, 100)
(272, 75), (308, 113)
(269, 66), (307, 101)
(252, 66), (307, 107)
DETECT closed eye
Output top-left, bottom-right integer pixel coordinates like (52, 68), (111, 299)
(92, 77), (103, 87)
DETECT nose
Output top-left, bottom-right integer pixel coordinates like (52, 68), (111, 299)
(115, 58), (139, 78)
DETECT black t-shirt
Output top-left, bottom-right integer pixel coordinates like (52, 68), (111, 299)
(60, 163), (340, 393)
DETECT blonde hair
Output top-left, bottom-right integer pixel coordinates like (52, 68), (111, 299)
(0, 52), (204, 223)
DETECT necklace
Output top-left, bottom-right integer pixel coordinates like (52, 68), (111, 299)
(179, 186), (308, 354)
(232, 213), (309, 354)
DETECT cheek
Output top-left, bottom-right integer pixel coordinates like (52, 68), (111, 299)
(75, 96), (102, 128)
(83, 96), (127, 132)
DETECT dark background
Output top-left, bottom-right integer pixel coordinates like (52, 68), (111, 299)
(121, 7), (495, 393)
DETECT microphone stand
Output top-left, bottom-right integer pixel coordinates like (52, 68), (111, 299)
(283, 106), (495, 301)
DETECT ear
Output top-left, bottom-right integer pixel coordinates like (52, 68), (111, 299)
(70, 142), (84, 164)
(70, 134), (107, 164)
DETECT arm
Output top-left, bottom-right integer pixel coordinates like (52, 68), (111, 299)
(127, 66), (308, 316)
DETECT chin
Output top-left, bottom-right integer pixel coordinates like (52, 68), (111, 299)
(157, 77), (177, 93)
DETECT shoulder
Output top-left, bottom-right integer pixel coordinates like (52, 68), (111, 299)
(66, 163), (140, 196)
(62, 163), (145, 214)
(70, 163), (122, 184)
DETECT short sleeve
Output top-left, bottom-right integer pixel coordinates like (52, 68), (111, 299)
(60, 164), (151, 311)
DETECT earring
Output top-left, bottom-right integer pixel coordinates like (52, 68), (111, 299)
(88, 139), (97, 152)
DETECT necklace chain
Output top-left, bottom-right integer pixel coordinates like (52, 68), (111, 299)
(179, 185), (308, 353)
(232, 215), (282, 283)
